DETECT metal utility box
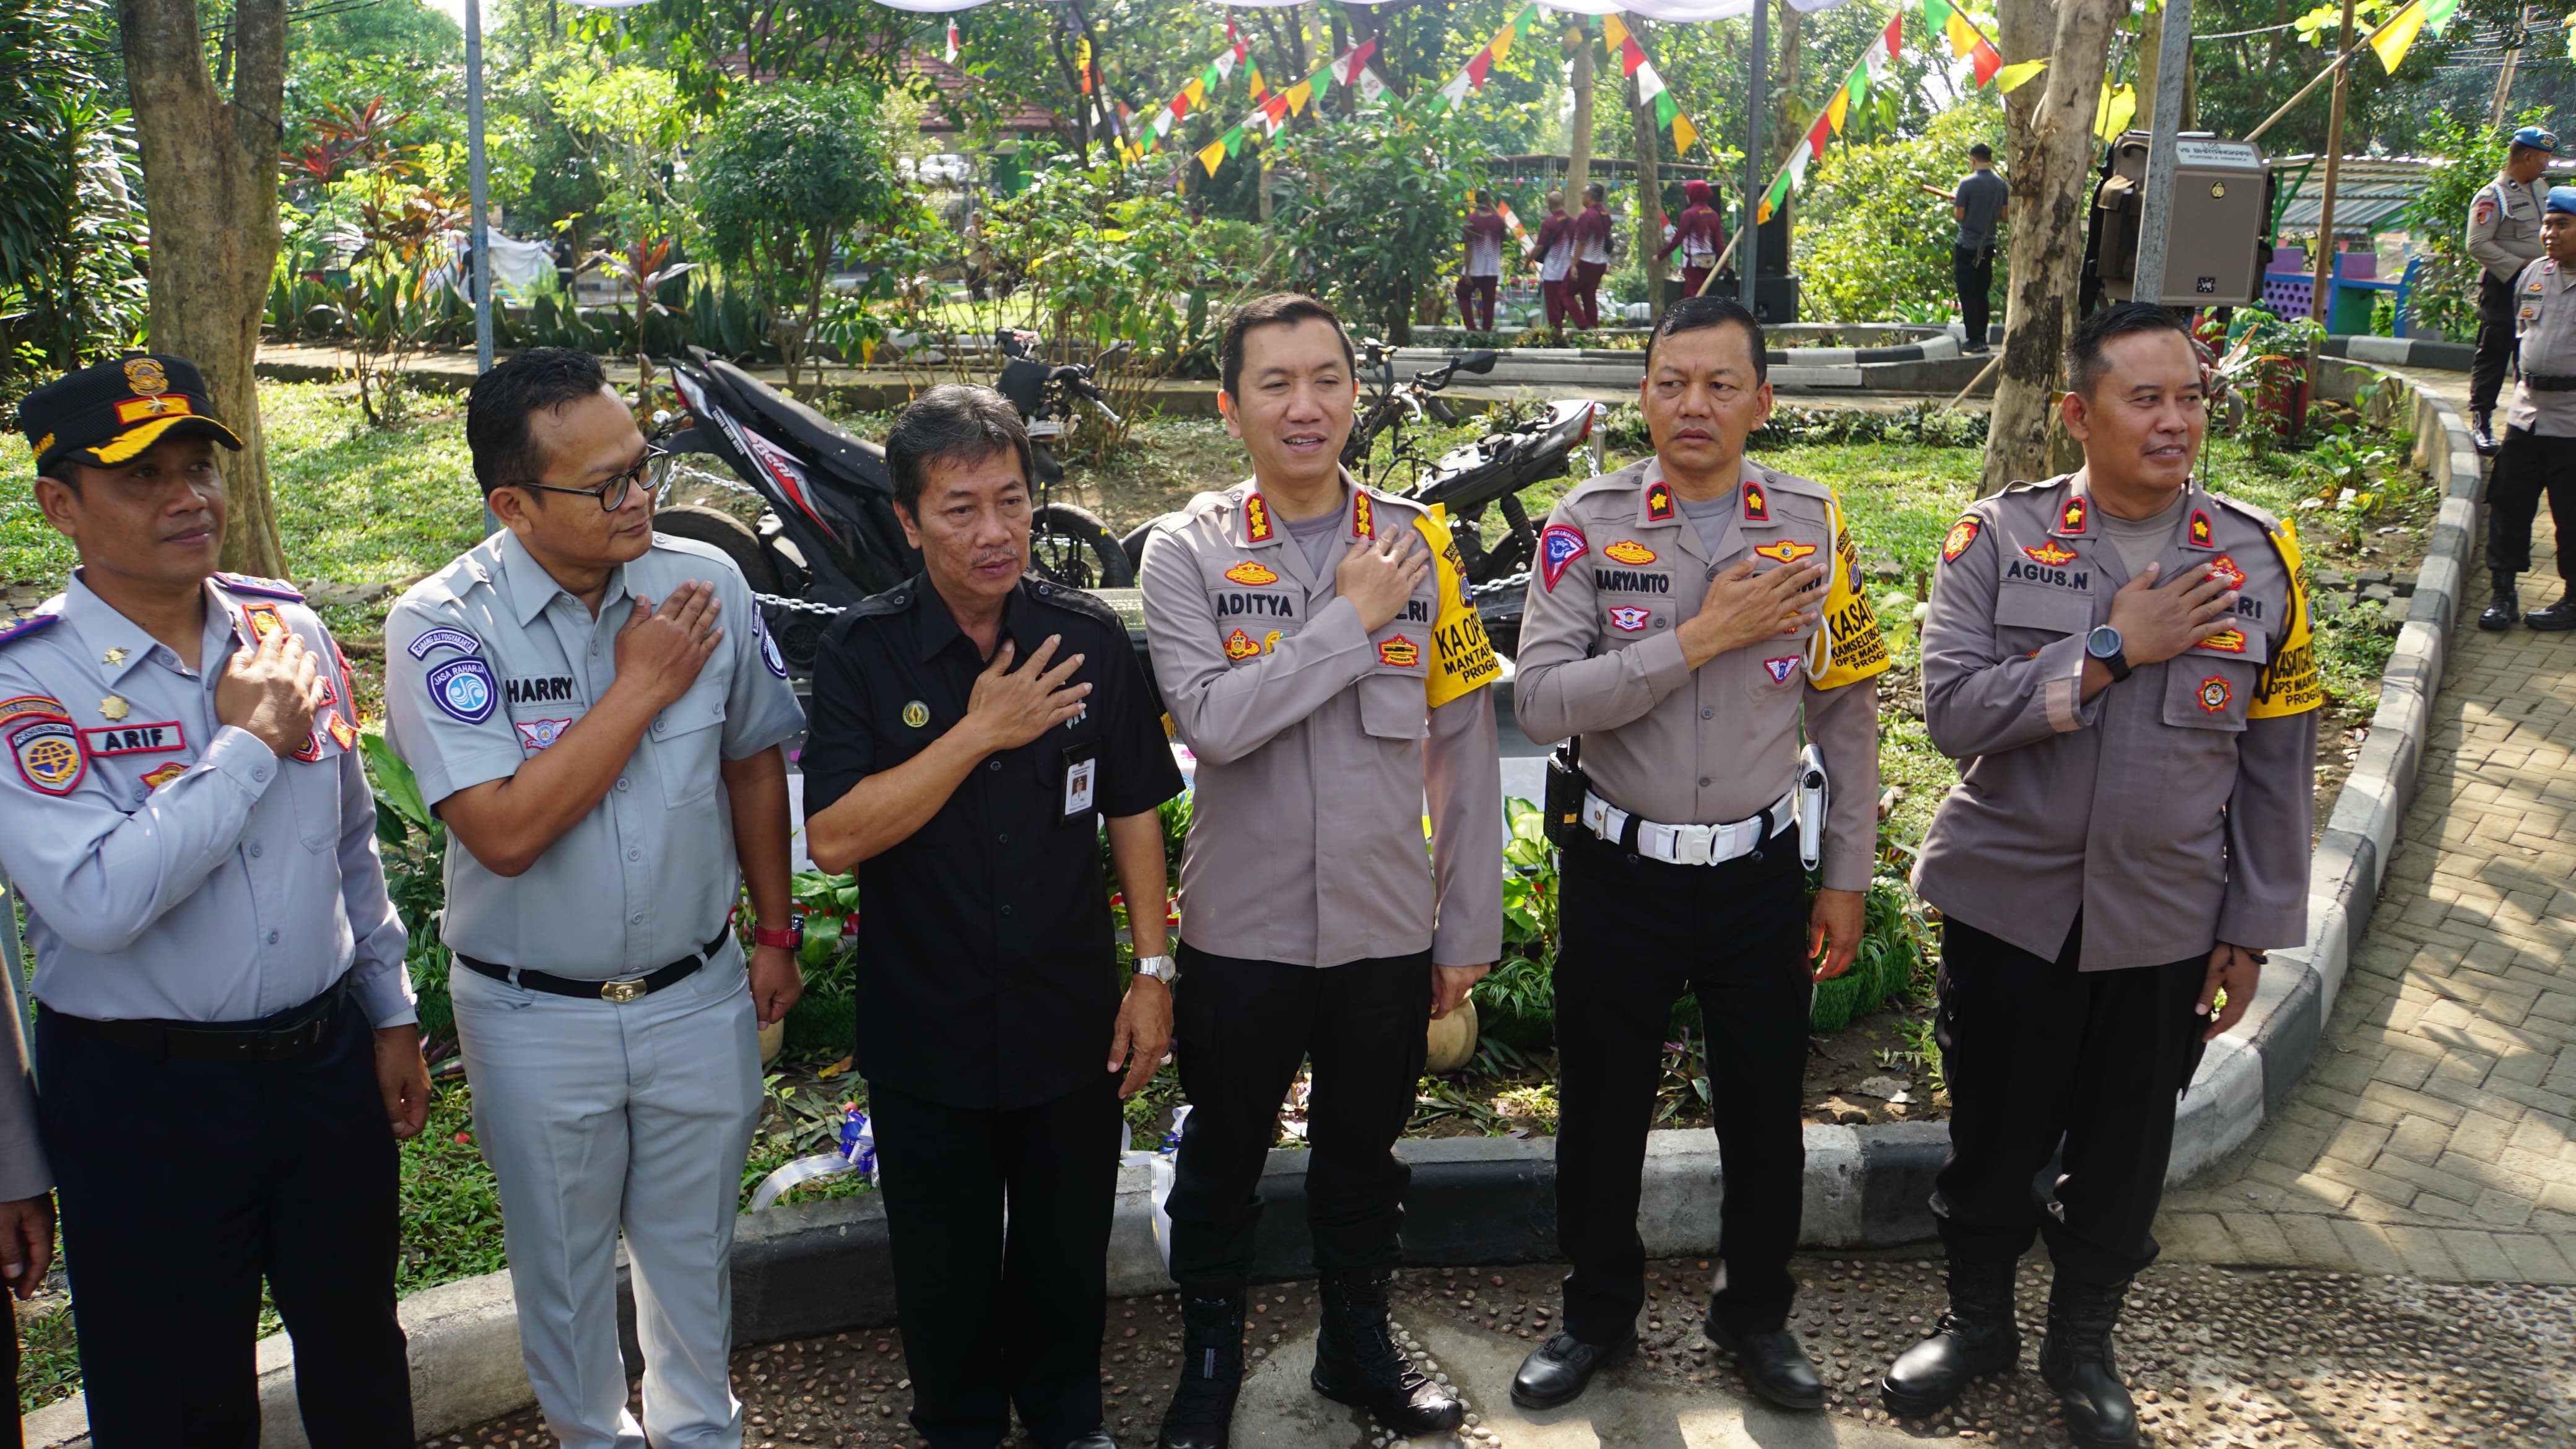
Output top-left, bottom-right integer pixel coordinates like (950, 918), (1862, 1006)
(2091, 132), (2269, 307)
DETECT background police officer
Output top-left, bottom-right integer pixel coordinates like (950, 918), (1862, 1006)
(2479, 185), (2576, 632)
(2468, 127), (2559, 453)
(1511, 295), (1887, 1415)
(386, 349), (807, 1449)
(1887, 303), (2318, 1449)
(3, 356), (425, 1446)
(801, 386), (1185, 1449)
(1139, 293), (1502, 1449)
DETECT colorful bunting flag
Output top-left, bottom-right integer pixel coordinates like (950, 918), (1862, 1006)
(1757, 15), (1904, 225)
(1923, 0), (2003, 86)
(944, 16), (959, 65)
(1495, 198), (1538, 257)
(1186, 40), (1382, 173)
(1424, 6), (1544, 115)
(1994, 57), (2047, 92)
(2093, 82), (2135, 139)
(1597, 15), (1702, 155)
(2369, 0), (2460, 72)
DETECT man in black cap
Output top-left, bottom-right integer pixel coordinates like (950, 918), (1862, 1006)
(2467, 126), (2559, 453)
(2, 357), (424, 1446)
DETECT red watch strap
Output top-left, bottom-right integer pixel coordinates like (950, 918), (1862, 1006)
(752, 924), (799, 949)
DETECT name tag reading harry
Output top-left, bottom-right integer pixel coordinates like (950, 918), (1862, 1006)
(1063, 743), (1098, 818)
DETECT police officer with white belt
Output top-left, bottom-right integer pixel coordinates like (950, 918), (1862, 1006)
(2467, 127), (2558, 454)
(1510, 295), (1889, 1414)
(1885, 303), (2319, 1449)
(386, 349), (807, 1449)
(1139, 293), (1503, 1449)
(2479, 185), (2576, 632)
(3, 356), (425, 1445)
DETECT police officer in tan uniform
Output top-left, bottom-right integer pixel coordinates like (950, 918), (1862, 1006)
(1139, 293), (1502, 1449)
(2479, 185), (2576, 632)
(1884, 303), (2320, 1449)
(2467, 127), (2557, 453)
(1509, 294), (1889, 1414)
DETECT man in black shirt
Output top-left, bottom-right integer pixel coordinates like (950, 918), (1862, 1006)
(802, 385), (1186, 1449)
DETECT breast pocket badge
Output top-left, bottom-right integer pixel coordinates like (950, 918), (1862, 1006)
(1063, 742), (1099, 819)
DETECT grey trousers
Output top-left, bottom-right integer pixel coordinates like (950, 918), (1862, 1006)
(453, 944), (765, 1449)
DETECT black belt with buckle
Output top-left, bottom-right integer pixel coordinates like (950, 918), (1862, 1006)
(2527, 374), (2576, 392)
(455, 926), (733, 1004)
(51, 973), (354, 1063)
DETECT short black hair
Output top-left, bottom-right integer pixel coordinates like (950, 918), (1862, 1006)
(1643, 294), (1768, 386)
(2066, 301), (2192, 400)
(1969, 142), (1993, 161)
(1583, 183), (1606, 202)
(1219, 292), (1355, 399)
(465, 347), (613, 498)
(884, 384), (1033, 515)
(1474, 188), (1494, 206)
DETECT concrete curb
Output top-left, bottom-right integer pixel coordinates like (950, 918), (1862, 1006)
(2323, 335), (2475, 373)
(2162, 359), (2479, 1183)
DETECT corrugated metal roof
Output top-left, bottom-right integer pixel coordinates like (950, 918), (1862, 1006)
(2269, 153), (2576, 235)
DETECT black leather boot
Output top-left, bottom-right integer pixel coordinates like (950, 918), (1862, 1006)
(2475, 412), (2500, 456)
(1155, 1292), (1247, 1449)
(1704, 1316), (1825, 1411)
(1511, 1330), (1635, 1409)
(2528, 591), (2576, 630)
(1881, 1252), (2023, 1417)
(2039, 1276), (2139, 1448)
(1309, 1272), (1463, 1435)
(2482, 572), (2522, 630)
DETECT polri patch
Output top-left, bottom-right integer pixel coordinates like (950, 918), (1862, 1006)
(81, 721), (185, 756)
(427, 656), (497, 724)
(2196, 675), (2232, 713)
(1538, 524), (1588, 592)
(1941, 516), (1981, 562)
(9, 714), (83, 795)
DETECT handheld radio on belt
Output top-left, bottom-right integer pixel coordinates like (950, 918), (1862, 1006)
(1544, 737), (1588, 849)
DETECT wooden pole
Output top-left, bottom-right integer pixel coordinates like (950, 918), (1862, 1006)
(2491, 2), (2531, 124)
(1739, 0), (1766, 312)
(2308, 0), (2355, 324)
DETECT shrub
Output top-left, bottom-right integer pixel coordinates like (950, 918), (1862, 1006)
(1794, 103), (2006, 325)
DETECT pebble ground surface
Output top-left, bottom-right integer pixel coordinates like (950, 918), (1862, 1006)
(427, 379), (2576, 1449)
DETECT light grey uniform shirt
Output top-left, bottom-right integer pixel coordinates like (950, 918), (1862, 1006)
(2469, 175), (2547, 284)
(383, 529), (806, 978)
(2506, 256), (2576, 437)
(0, 572), (412, 1027)
(0, 986), (44, 1201)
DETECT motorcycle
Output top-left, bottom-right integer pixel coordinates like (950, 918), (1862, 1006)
(651, 339), (1133, 673)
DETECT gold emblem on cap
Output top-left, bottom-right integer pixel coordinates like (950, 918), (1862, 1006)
(123, 358), (170, 397)
(102, 648), (128, 666)
(100, 695), (129, 721)
(900, 700), (929, 729)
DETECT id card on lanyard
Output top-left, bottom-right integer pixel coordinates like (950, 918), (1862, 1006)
(1063, 740), (1098, 818)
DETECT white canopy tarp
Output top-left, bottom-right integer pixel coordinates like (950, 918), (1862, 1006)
(577, 0), (1858, 17)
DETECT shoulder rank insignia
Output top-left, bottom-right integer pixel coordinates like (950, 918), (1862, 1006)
(1753, 540), (1817, 564)
(0, 611), (61, 650)
(1243, 492), (1274, 543)
(2058, 494), (2088, 536)
(1645, 480), (1676, 522)
(2188, 508), (2216, 549)
(2021, 540), (2079, 567)
(214, 572), (305, 603)
(1350, 491), (1374, 540)
(1941, 516), (1981, 563)
(241, 602), (287, 642)
(1741, 477), (1769, 522)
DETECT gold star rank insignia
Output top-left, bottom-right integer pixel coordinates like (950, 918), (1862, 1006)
(103, 648), (128, 666)
(100, 695), (130, 721)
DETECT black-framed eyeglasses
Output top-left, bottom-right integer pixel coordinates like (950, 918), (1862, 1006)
(511, 433), (676, 512)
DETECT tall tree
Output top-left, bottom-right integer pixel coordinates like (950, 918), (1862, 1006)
(1565, 18), (1596, 196)
(123, 0), (289, 575)
(1980, 0), (2127, 496)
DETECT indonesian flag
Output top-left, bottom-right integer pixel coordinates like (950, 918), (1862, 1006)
(1495, 198), (1538, 257)
(944, 16), (959, 64)
(1330, 38), (1378, 87)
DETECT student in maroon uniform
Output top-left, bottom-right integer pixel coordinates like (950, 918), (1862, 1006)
(1455, 191), (1507, 333)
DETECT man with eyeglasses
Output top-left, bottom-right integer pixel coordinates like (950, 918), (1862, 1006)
(385, 347), (807, 1449)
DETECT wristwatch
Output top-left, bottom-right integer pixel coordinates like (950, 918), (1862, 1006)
(752, 912), (805, 952)
(2086, 624), (2131, 682)
(1133, 954), (1178, 983)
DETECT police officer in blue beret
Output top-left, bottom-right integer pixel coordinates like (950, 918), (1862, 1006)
(2466, 126), (2559, 454)
(2480, 186), (2576, 630)
(2, 355), (425, 1446)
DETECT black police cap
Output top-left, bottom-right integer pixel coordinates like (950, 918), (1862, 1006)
(15, 354), (246, 478)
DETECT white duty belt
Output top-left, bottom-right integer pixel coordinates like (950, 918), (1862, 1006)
(1580, 787), (1796, 867)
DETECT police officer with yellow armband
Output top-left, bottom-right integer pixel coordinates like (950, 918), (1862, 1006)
(1508, 294), (1888, 1415)
(2467, 127), (2557, 454)
(1884, 303), (2320, 1449)
(2479, 185), (2576, 632)
(2, 356), (425, 1446)
(1138, 293), (1503, 1449)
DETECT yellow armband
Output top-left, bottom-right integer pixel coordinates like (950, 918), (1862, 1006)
(1413, 508), (1504, 708)
(1808, 492), (1894, 690)
(2248, 519), (2323, 719)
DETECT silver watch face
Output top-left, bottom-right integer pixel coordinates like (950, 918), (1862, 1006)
(2087, 625), (2123, 659)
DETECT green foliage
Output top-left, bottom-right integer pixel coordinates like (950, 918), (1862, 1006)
(362, 733), (456, 1050)
(1272, 108), (1491, 344)
(1795, 103), (2005, 326)
(0, 0), (146, 398)
(696, 82), (910, 389)
(1806, 868), (1934, 1033)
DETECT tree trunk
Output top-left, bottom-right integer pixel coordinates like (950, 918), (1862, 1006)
(124, 0), (289, 577)
(1978, 0), (2127, 497)
(1566, 20), (1595, 198)
(1776, 0), (1802, 165)
(2134, 4), (2159, 139)
(1629, 26), (1668, 316)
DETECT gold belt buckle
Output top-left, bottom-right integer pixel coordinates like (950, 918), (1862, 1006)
(599, 978), (647, 1004)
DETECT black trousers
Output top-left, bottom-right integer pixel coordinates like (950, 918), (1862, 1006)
(869, 1074), (1122, 1449)
(1164, 945), (1432, 1297)
(36, 994), (410, 1448)
(2486, 426), (2576, 581)
(2473, 271), (2518, 417)
(1954, 245), (1995, 349)
(1553, 835), (1810, 1342)
(1931, 918), (2208, 1288)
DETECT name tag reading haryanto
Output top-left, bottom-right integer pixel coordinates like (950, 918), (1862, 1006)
(1063, 742), (1099, 818)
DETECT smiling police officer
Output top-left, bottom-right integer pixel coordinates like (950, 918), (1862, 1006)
(3, 355), (424, 1447)
(385, 348), (807, 1449)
